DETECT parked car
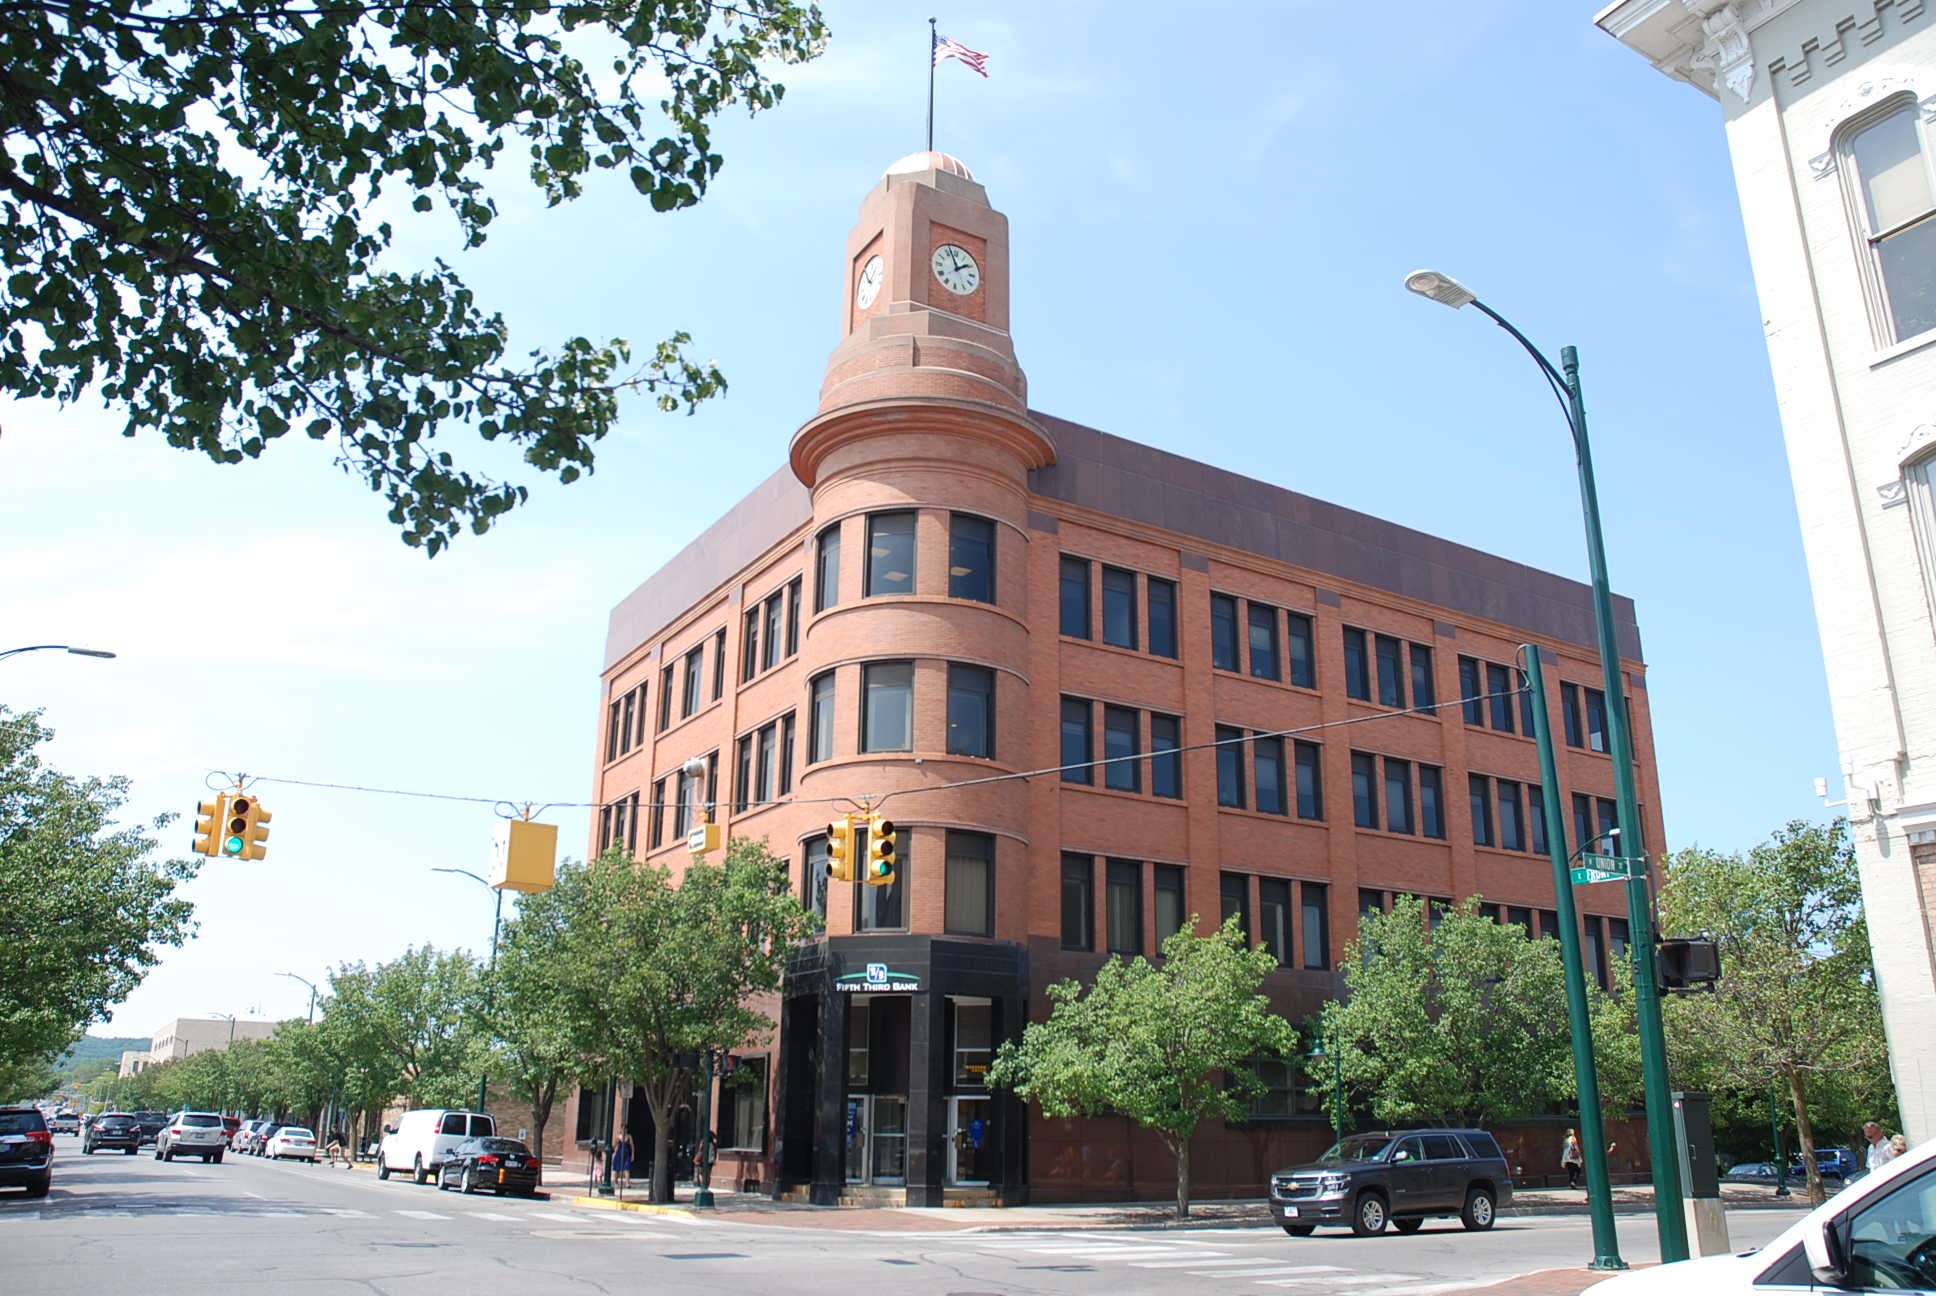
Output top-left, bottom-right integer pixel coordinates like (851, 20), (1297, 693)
(82, 1113), (141, 1156)
(1588, 1137), (1936, 1294)
(0, 1106), (54, 1197)
(263, 1127), (319, 1162)
(132, 1112), (168, 1146)
(1268, 1129), (1515, 1236)
(436, 1137), (541, 1197)
(219, 1116), (241, 1146)
(1792, 1146), (1860, 1184)
(377, 1109), (495, 1184)
(48, 1110), (79, 1135)
(234, 1119), (276, 1155)
(155, 1111), (227, 1163)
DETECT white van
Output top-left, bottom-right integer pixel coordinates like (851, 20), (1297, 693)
(376, 1109), (495, 1184)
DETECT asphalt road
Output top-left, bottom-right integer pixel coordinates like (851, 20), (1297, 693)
(3, 1140), (1811, 1296)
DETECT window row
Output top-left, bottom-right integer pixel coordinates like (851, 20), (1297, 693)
(1364, 893), (1631, 993)
(1350, 753), (1446, 838)
(1457, 654), (1537, 737)
(1220, 873), (1331, 970)
(604, 681), (649, 763)
(801, 826), (991, 934)
(1061, 557), (1178, 658)
(732, 712), (797, 813)
(1216, 728), (1322, 819)
(1060, 698), (1181, 797)
(1060, 855), (1189, 955)
(814, 511), (999, 610)
(1343, 626), (1434, 712)
(645, 753), (719, 851)
(1560, 681), (1609, 754)
(658, 630), (727, 733)
(808, 662), (998, 763)
(741, 578), (803, 684)
(598, 790), (641, 856)
(1210, 592), (1315, 687)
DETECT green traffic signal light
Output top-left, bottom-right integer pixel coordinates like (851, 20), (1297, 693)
(224, 796), (252, 856)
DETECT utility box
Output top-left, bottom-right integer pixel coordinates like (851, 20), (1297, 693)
(490, 820), (558, 892)
(1674, 1089), (1731, 1256)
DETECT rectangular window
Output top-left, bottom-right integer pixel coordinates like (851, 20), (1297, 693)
(1607, 916), (1631, 980)
(1597, 797), (1619, 846)
(1539, 909), (1560, 942)
(778, 713), (795, 795)
(1351, 751), (1378, 828)
(682, 645), (704, 718)
(804, 835), (828, 925)
(1154, 865), (1185, 945)
(1497, 779), (1525, 852)
(658, 664), (674, 731)
(649, 777), (666, 848)
(1101, 566), (1138, 649)
(1149, 713), (1182, 799)
(756, 721), (777, 805)
(1220, 872), (1250, 943)
(1253, 736), (1286, 815)
(865, 512), (915, 597)
(725, 1057), (768, 1151)
(1106, 859), (1142, 956)
(854, 820), (903, 931)
(1507, 905), (1533, 935)
(1561, 682), (1584, 748)
(1147, 577), (1177, 658)
(1343, 627), (1370, 701)
(1419, 764), (1444, 839)
(741, 607), (761, 683)
(1259, 877), (1292, 966)
(861, 662), (913, 752)
(1847, 103), (1936, 343)
(1528, 784), (1548, 855)
(672, 767), (693, 838)
(1300, 882), (1330, 970)
(1103, 705), (1141, 792)
(949, 514), (995, 603)
(1375, 634), (1404, 708)
(1459, 655), (1483, 725)
(733, 734), (753, 813)
(1294, 740), (1323, 819)
(953, 1000), (993, 1088)
(1585, 688), (1609, 754)
(1470, 774), (1494, 848)
(1360, 888), (1386, 920)
(1248, 603), (1280, 680)
(1215, 725), (1246, 809)
(1573, 792), (1594, 856)
(847, 1000), (870, 1086)
(761, 593), (783, 672)
(1059, 556), (1091, 638)
(1584, 915), (1608, 990)
(712, 629), (726, 701)
(1210, 593), (1239, 670)
(809, 672), (834, 764)
(944, 831), (994, 937)
(1485, 662), (1513, 733)
(815, 523), (840, 612)
(785, 577), (801, 657)
(1383, 757), (1413, 834)
(1060, 854), (1094, 950)
(606, 698), (624, 763)
(946, 664), (995, 759)
(1518, 673), (1536, 738)
(1060, 697), (1093, 784)
(1287, 612), (1315, 688)
(1409, 643), (1435, 711)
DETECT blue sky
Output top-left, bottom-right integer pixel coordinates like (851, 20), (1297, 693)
(4, 1), (1838, 1037)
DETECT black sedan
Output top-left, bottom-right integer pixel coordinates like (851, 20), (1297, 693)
(436, 1136), (540, 1196)
(83, 1113), (141, 1155)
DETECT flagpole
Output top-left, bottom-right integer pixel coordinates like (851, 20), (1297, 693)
(926, 17), (937, 151)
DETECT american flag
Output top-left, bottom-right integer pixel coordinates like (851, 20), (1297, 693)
(932, 32), (989, 77)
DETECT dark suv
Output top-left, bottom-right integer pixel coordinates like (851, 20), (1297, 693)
(83, 1112), (141, 1155)
(0, 1106), (54, 1197)
(1269, 1129), (1513, 1236)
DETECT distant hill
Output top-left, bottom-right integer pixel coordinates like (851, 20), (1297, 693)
(59, 1036), (144, 1067)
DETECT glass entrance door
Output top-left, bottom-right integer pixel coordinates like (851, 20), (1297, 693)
(947, 1096), (991, 1186)
(870, 1096), (907, 1185)
(843, 1096), (869, 1185)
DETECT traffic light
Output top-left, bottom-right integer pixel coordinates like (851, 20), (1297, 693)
(1657, 938), (1720, 993)
(192, 795), (228, 857)
(864, 814), (896, 887)
(222, 794), (272, 861)
(827, 815), (856, 883)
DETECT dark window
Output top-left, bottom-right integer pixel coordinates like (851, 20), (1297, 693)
(1517, 672), (1536, 737)
(741, 607), (761, 683)
(1539, 909), (1560, 941)
(755, 720), (778, 805)
(779, 713), (795, 795)
(1103, 705), (1141, 792)
(658, 664), (674, 732)
(1384, 757), (1413, 834)
(815, 524), (840, 612)
(1470, 775), (1494, 847)
(865, 512), (915, 596)
(949, 514), (995, 602)
(1409, 643), (1435, 711)
(808, 672), (835, 763)
(1486, 662), (1514, 733)
(1459, 656), (1484, 725)
(1147, 577), (1177, 658)
(1507, 906), (1533, 935)
(946, 664), (995, 759)
(733, 735), (753, 813)
(1419, 765), (1445, 839)
(1597, 797), (1619, 847)
(1360, 888), (1386, 920)
(649, 777), (666, 847)
(606, 698), (624, 762)
(1375, 634), (1404, 707)
(1101, 566), (1138, 649)
(761, 593), (783, 672)
(672, 766), (693, 838)
(785, 578), (801, 656)
(1061, 854), (1095, 950)
(1150, 713), (1182, 799)
(1573, 793), (1594, 855)
(1528, 784), (1549, 855)
(1154, 865), (1185, 945)
(1210, 593), (1239, 670)
(1294, 741), (1323, 819)
(1584, 915), (1608, 990)
(1061, 698), (1093, 784)
(1059, 556), (1091, 638)
(682, 645), (703, 718)
(1343, 627), (1370, 701)
(1301, 882), (1330, 969)
(1248, 603), (1280, 680)
(712, 629), (726, 701)
(1351, 751), (1378, 828)
(861, 662), (912, 752)
(1220, 872), (1251, 942)
(855, 819), (904, 931)
(1287, 612), (1315, 688)
(1497, 779), (1525, 851)
(1216, 725), (1245, 808)
(1254, 736), (1286, 815)
(944, 831), (994, 937)
(1259, 877), (1292, 966)
(1106, 859), (1142, 956)
(1561, 682), (1584, 748)
(1608, 916), (1631, 978)
(1585, 688), (1609, 754)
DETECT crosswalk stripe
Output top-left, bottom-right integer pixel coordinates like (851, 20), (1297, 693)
(471, 1212), (519, 1221)
(1276, 1274), (1428, 1287)
(244, 1211), (306, 1218)
(1025, 1243), (1179, 1255)
(1130, 1256), (1256, 1268)
(319, 1208), (373, 1218)
(393, 1209), (450, 1220)
(1191, 1266), (1351, 1278)
(1136, 1258), (1326, 1270)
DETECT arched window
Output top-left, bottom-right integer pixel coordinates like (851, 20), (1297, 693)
(1839, 97), (1936, 344)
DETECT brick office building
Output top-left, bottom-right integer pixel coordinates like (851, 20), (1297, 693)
(572, 151), (1665, 1205)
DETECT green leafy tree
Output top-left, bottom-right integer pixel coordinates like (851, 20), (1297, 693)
(0, 708), (200, 1096)
(556, 840), (816, 1203)
(1, 1), (826, 553)
(987, 916), (1296, 1219)
(487, 871), (588, 1162)
(323, 946), (485, 1121)
(1659, 820), (1889, 1204)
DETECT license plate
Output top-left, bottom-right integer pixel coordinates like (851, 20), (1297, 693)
(1282, 1207), (1299, 1218)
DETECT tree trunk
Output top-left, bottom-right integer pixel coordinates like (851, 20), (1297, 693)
(528, 1075), (557, 1164)
(1172, 1137), (1191, 1219)
(641, 1083), (674, 1204)
(1787, 1066), (1826, 1205)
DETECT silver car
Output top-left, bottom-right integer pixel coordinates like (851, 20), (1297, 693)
(155, 1111), (227, 1163)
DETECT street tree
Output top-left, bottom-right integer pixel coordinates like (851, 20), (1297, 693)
(487, 872), (588, 1163)
(987, 916), (1296, 1219)
(556, 840), (817, 1203)
(322, 946), (485, 1115)
(1, 1), (827, 553)
(1659, 819), (1888, 1204)
(0, 707), (200, 1096)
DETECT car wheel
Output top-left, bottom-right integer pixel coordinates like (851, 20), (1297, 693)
(1282, 1224), (1315, 1236)
(1394, 1217), (1424, 1234)
(123, 1147), (134, 1156)
(1461, 1188), (1496, 1231)
(153, 1146), (163, 1160)
(1351, 1191), (1388, 1236)
(461, 1167), (475, 1195)
(211, 1151), (223, 1164)
(414, 1155), (428, 1185)
(376, 1153), (390, 1180)
(436, 1169), (449, 1191)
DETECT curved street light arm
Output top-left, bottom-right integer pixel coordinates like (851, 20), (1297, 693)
(0, 644), (117, 662)
(1466, 299), (1577, 438)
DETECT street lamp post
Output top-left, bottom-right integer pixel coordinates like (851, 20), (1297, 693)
(432, 867), (505, 1116)
(210, 1012), (238, 1117)
(1408, 270), (1688, 1265)
(0, 644), (116, 662)
(1306, 1015), (1346, 1145)
(276, 971), (318, 1025)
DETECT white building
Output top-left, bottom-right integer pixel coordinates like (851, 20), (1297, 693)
(116, 1017), (278, 1076)
(1596, 0), (1936, 1143)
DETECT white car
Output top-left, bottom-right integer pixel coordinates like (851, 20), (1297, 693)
(263, 1127), (319, 1162)
(154, 1111), (227, 1163)
(1590, 1139), (1935, 1294)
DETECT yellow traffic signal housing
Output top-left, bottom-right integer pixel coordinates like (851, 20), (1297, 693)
(222, 793), (271, 861)
(827, 815), (856, 883)
(192, 795), (227, 857)
(864, 815), (897, 886)
(242, 800), (271, 861)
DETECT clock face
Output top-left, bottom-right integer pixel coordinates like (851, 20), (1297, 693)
(855, 254), (884, 310)
(931, 243), (980, 296)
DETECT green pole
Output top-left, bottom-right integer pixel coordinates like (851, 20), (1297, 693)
(1332, 1021), (1343, 1143)
(1560, 345), (1689, 1263)
(1523, 644), (1626, 1270)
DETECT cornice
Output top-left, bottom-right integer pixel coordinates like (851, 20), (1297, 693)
(789, 399), (1056, 490)
(1596, 0), (1803, 101)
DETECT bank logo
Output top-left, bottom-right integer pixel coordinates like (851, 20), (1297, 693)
(835, 962), (920, 992)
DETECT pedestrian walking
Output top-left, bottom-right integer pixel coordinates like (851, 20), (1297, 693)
(613, 1127), (634, 1197)
(1865, 1121), (1899, 1173)
(1562, 1128), (1585, 1189)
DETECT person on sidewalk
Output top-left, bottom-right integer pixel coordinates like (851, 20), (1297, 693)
(1562, 1128), (1585, 1189)
(1865, 1121), (1899, 1173)
(613, 1127), (634, 1197)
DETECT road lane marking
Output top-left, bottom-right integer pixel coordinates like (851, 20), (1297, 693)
(471, 1212), (519, 1221)
(394, 1209), (451, 1220)
(1132, 1258), (1321, 1270)
(1188, 1265), (1351, 1277)
(319, 1208), (373, 1218)
(1259, 1274), (1427, 1287)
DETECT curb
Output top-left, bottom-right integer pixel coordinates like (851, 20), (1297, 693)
(570, 1194), (698, 1219)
